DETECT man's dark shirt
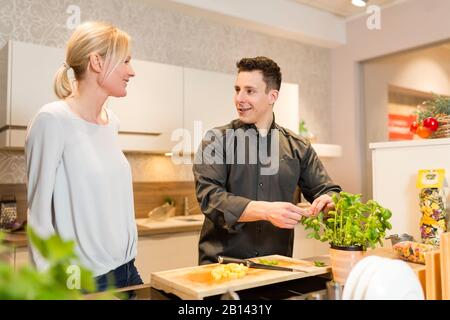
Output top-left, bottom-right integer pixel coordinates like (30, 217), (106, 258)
(193, 117), (342, 264)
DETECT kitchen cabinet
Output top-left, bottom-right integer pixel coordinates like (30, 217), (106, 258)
(181, 67), (301, 153)
(370, 138), (450, 241)
(0, 40), (183, 153)
(0, 40), (339, 155)
(182, 68), (237, 153)
(135, 231), (200, 283)
(107, 59), (183, 152)
(274, 82), (299, 133)
(0, 40), (64, 148)
(0, 246), (28, 271)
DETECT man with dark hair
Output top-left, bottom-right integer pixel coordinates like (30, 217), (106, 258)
(193, 56), (341, 265)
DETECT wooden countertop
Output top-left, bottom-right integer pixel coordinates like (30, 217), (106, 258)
(136, 215), (204, 236)
(2, 231), (28, 248)
(2, 215), (204, 248)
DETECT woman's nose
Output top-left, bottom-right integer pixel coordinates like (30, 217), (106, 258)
(128, 65), (136, 77)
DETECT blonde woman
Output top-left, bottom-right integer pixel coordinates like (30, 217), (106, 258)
(25, 21), (142, 291)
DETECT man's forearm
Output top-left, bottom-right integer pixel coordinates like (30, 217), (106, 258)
(238, 201), (269, 222)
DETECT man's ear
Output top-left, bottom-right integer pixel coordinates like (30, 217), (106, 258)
(268, 89), (279, 105)
(89, 53), (103, 73)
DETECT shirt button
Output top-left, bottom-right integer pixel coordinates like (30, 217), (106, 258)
(255, 251), (259, 256)
(259, 183), (263, 187)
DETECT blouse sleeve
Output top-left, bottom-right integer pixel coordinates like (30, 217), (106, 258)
(24, 112), (64, 270)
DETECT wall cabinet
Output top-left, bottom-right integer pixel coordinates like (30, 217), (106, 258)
(182, 68), (237, 153)
(182, 67), (301, 153)
(0, 41), (303, 153)
(0, 41), (183, 152)
(0, 41), (64, 148)
(107, 59), (183, 152)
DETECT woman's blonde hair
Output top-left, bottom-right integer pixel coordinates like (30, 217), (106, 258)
(54, 21), (130, 99)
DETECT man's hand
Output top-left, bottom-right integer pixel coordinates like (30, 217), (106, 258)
(308, 194), (335, 217)
(240, 201), (309, 229)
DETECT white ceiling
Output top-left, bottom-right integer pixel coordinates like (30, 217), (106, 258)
(292, 0), (399, 17)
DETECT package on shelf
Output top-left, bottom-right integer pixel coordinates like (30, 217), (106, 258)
(416, 169), (448, 246)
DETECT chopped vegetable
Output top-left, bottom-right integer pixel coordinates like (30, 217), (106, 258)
(313, 261), (326, 267)
(257, 258), (279, 266)
(211, 263), (248, 281)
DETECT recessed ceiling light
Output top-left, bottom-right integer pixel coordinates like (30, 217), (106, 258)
(352, 0), (367, 7)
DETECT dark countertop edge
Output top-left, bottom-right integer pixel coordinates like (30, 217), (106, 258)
(2, 224), (203, 249)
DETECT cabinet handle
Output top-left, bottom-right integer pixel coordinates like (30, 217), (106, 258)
(118, 131), (161, 136)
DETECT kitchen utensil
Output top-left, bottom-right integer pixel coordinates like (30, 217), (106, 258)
(385, 233), (415, 246)
(326, 280), (343, 300)
(217, 256), (305, 272)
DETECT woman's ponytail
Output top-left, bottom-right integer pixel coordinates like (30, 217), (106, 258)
(53, 64), (73, 99)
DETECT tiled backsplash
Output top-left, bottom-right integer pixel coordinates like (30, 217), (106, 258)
(0, 150), (193, 184)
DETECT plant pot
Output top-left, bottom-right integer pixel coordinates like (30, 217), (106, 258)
(329, 244), (365, 285)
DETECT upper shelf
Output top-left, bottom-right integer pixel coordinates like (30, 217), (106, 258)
(312, 143), (342, 158)
(370, 138), (450, 150)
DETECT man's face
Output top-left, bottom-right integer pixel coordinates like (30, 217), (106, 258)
(234, 70), (278, 125)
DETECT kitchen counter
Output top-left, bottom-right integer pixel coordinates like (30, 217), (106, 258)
(2, 231), (27, 248)
(136, 214), (204, 236)
(2, 214), (205, 248)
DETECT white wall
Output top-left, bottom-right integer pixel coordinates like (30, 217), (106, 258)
(363, 45), (450, 198)
(330, 0), (450, 195)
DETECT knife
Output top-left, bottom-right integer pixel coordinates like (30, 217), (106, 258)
(217, 256), (305, 272)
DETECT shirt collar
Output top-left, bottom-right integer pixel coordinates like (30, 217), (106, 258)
(235, 113), (277, 132)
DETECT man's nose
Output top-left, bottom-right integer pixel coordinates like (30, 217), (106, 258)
(235, 91), (244, 102)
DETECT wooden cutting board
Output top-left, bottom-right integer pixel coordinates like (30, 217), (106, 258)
(150, 255), (330, 300)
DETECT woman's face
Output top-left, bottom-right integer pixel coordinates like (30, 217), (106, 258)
(100, 55), (135, 97)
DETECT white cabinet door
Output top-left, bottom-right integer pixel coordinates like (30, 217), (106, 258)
(0, 41), (63, 147)
(274, 82), (299, 134)
(182, 68), (237, 153)
(182, 68), (300, 154)
(10, 41), (64, 126)
(108, 60), (183, 152)
(135, 232), (200, 283)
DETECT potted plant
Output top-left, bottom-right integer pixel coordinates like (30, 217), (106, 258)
(301, 192), (393, 284)
(410, 94), (450, 139)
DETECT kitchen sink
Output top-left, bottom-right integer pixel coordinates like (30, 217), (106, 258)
(173, 215), (204, 222)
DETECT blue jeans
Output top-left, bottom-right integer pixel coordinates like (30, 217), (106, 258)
(95, 258), (143, 292)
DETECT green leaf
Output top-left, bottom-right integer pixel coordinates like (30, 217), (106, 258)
(300, 191), (393, 249)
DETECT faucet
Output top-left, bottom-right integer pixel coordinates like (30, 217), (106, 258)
(184, 197), (197, 216)
(184, 197), (190, 216)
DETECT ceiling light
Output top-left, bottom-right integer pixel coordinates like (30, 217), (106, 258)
(352, 0), (367, 7)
